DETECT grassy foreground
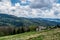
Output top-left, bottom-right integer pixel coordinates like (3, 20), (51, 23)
(0, 28), (60, 40)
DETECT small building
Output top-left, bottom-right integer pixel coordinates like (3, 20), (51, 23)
(36, 26), (46, 31)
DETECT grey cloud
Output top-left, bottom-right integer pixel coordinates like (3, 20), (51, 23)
(54, 11), (60, 16)
(30, 0), (57, 9)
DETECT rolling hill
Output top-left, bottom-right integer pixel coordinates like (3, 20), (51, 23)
(0, 13), (60, 27)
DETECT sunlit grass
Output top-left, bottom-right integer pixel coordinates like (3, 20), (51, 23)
(0, 28), (60, 40)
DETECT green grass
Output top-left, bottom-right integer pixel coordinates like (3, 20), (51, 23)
(28, 28), (60, 40)
(0, 28), (60, 40)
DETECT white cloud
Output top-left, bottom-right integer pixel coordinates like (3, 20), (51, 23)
(0, 0), (11, 13)
(0, 0), (60, 19)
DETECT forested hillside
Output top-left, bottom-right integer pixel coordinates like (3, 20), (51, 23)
(0, 13), (60, 37)
(0, 13), (60, 27)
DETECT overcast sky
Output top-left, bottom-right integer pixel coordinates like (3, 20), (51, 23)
(0, 0), (60, 18)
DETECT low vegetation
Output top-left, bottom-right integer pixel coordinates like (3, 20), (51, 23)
(0, 26), (37, 36)
(28, 28), (60, 40)
(0, 24), (60, 37)
(0, 28), (60, 40)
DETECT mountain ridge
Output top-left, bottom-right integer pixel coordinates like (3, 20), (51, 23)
(0, 13), (60, 27)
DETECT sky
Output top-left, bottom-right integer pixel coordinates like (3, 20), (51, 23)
(0, 0), (60, 18)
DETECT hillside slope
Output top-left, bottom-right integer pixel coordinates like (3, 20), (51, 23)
(0, 13), (60, 27)
(0, 28), (60, 40)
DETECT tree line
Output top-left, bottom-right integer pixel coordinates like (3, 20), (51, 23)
(0, 26), (37, 36)
(0, 25), (60, 37)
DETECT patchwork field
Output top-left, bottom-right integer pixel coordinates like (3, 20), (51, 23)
(0, 28), (60, 40)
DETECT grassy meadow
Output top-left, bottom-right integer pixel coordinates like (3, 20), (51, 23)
(0, 28), (60, 40)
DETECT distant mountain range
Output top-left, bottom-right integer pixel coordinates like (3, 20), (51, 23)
(0, 13), (60, 27)
(43, 18), (60, 23)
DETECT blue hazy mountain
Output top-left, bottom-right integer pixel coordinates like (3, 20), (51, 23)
(43, 18), (60, 23)
(0, 13), (60, 27)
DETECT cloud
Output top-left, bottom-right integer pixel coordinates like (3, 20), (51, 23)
(0, 0), (60, 18)
(30, 0), (58, 9)
(0, 0), (11, 13)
